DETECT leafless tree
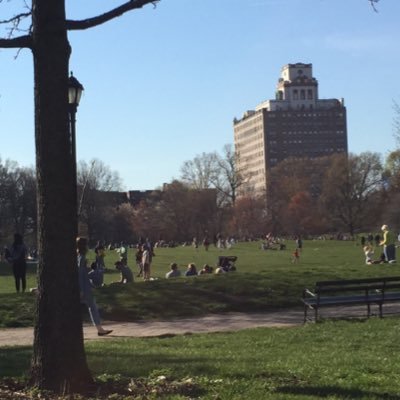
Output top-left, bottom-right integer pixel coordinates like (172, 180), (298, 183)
(0, 0), (160, 392)
(211, 144), (247, 206)
(319, 152), (384, 235)
(77, 159), (123, 242)
(181, 144), (248, 207)
(181, 152), (218, 190)
(0, 159), (36, 242)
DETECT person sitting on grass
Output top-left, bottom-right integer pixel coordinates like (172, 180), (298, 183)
(114, 260), (134, 284)
(363, 245), (375, 265)
(198, 264), (213, 275)
(185, 263), (198, 276)
(166, 262), (181, 279)
(88, 261), (104, 288)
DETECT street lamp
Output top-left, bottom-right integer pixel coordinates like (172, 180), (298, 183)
(68, 72), (84, 213)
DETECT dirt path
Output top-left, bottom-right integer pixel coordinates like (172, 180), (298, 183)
(0, 310), (303, 347)
(1, 303), (396, 347)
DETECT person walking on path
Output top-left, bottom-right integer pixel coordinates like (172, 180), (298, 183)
(77, 237), (112, 336)
(7, 233), (27, 293)
(380, 225), (396, 264)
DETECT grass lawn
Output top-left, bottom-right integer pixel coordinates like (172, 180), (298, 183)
(1, 318), (400, 399)
(0, 239), (398, 327)
(1, 239), (400, 398)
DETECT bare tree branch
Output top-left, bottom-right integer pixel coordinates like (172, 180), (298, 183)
(66, 0), (159, 31)
(0, 12), (31, 26)
(0, 2), (32, 38)
(369, 0), (380, 12)
(0, 35), (32, 49)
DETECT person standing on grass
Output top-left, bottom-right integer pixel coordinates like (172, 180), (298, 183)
(380, 225), (396, 264)
(7, 233), (27, 293)
(77, 237), (112, 336)
(295, 236), (303, 252)
(91, 240), (105, 288)
(142, 244), (151, 280)
(135, 244), (144, 277)
(116, 241), (128, 264)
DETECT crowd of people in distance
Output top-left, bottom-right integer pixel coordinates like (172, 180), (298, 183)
(260, 233), (287, 251)
(84, 237), (240, 286)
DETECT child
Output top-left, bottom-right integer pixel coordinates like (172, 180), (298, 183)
(363, 245), (375, 265)
(291, 248), (300, 263)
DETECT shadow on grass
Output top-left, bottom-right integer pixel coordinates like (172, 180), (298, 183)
(0, 293), (36, 327)
(277, 385), (400, 399)
(88, 348), (219, 377)
(0, 346), (32, 377)
(0, 345), (215, 382)
(96, 272), (293, 322)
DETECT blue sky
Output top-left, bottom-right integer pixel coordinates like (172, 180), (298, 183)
(1, 0), (399, 190)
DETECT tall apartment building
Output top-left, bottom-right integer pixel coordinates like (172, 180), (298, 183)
(234, 63), (348, 196)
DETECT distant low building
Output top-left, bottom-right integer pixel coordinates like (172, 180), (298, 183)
(127, 190), (162, 207)
(92, 190), (129, 207)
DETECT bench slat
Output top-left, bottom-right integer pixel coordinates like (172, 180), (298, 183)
(303, 294), (383, 307)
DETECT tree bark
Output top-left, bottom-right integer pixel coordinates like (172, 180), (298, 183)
(30, 0), (92, 391)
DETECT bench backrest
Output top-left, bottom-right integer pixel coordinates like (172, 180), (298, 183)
(315, 276), (400, 294)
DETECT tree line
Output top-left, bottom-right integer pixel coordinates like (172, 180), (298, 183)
(2, 147), (399, 248)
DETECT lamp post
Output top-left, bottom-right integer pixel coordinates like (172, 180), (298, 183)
(68, 72), (84, 212)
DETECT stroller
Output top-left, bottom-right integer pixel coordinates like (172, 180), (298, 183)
(217, 256), (237, 272)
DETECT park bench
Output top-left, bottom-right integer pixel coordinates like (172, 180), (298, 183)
(302, 276), (400, 322)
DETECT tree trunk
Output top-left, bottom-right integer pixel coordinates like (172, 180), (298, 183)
(30, 0), (92, 392)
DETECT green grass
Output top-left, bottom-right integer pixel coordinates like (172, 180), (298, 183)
(0, 239), (397, 327)
(2, 318), (400, 399)
(86, 318), (400, 399)
(1, 240), (400, 398)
